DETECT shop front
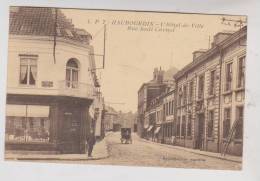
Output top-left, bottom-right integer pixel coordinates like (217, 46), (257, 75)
(5, 94), (93, 154)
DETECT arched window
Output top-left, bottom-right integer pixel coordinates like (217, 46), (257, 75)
(66, 59), (79, 88)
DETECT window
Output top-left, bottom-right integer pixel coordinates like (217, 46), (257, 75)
(168, 102), (171, 115)
(20, 56), (37, 85)
(166, 102), (169, 116)
(225, 62), (233, 91)
(66, 59), (79, 88)
(181, 115), (186, 137)
(183, 85), (187, 105)
(198, 75), (204, 99)
(223, 108), (231, 138)
(29, 118), (34, 129)
(178, 88), (182, 106)
(5, 105), (50, 143)
(189, 81), (193, 103)
(177, 116), (181, 137)
(169, 102), (170, 115)
(209, 70), (216, 95)
(40, 118), (45, 128)
(187, 114), (192, 137)
(208, 110), (214, 138)
(235, 106), (243, 139)
(163, 104), (166, 117)
(237, 56), (245, 88)
(171, 100), (174, 114)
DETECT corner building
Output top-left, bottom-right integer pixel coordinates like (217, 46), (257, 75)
(5, 7), (99, 154)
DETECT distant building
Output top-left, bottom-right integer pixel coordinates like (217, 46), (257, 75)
(137, 67), (167, 137)
(161, 87), (175, 144)
(5, 7), (100, 154)
(104, 106), (118, 132)
(143, 83), (175, 143)
(137, 67), (178, 138)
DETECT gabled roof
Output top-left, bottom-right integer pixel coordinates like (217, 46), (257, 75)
(9, 7), (92, 43)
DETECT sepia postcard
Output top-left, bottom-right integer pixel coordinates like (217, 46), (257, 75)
(4, 6), (247, 171)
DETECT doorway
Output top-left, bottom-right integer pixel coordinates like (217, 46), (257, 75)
(61, 111), (81, 153)
(196, 113), (205, 150)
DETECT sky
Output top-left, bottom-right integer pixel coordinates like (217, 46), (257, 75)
(61, 9), (246, 113)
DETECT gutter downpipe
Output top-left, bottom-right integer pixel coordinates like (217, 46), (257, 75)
(217, 44), (224, 153)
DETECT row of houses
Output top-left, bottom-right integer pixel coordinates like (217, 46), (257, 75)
(137, 26), (246, 156)
(5, 7), (106, 154)
(103, 106), (138, 132)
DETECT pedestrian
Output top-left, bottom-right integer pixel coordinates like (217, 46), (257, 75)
(86, 130), (96, 157)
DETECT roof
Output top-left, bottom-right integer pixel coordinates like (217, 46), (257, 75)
(163, 66), (178, 80)
(105, 106), (118, 115)
(138, 67), (177, 93)
(9, 7), (92, 43)
(174, 26), (247, 80)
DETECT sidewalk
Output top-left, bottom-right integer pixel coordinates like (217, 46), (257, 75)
(5, 139), (109, 161)
(140, 138), (242, 163)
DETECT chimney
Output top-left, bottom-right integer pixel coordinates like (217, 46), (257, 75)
(158, 69), (164, 83)
(193, 49), (207, 61)
(153, 67), (158, 80)
(211, 31), (233, 48)
(153, 67), (164, 83)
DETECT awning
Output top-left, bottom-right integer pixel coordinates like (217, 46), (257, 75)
(6, 105), (26, 117)
(147, 125), (153, 132)
(6, 104), (50, 117)
(154, 127), (161, 134)
(27, 105), (49, 117)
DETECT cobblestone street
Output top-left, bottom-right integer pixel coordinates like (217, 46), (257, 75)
(45, 132), (241, 170)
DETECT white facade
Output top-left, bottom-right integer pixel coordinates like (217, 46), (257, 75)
(7, 35), (96, 99)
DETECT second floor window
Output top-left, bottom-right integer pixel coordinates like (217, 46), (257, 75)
(237, 56), (245, 88)
(198, 75), (204, 99)
(209, 70), (216, 95)
(66, 59), (79, 88)
(183, 85), (187, 105)
(178, 87), (182, 106)
(166, 102), (169, 115)
(225, 62), (233, 91)
(20, 56), (37, 85)
(189, 81), (193, 103)
(171, 100), (174, 114)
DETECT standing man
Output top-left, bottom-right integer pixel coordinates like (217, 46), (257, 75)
(86, 130), (96, 157)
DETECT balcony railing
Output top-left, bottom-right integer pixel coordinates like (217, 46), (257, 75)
(58, 80), (94, 99)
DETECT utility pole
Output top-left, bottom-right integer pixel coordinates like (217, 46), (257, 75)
(103, 24), (106, 69)
(89, 24), (107, 70)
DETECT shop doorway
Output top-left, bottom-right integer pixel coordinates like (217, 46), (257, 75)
(61, 111), (81, 153)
